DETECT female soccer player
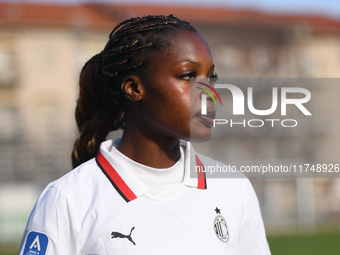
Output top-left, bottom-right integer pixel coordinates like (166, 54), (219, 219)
(19, 15), (271, 254)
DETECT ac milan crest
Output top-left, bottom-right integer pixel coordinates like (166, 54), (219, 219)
(213, 207), (229, 243)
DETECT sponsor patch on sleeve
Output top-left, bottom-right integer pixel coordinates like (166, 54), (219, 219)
(23, 231), (49, 255)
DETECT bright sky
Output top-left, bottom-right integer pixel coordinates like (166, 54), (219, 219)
(3, 0), (340, 19)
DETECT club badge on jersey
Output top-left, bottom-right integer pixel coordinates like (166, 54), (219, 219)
(22, 231), (49, 255)
(214, 207), (229, 243)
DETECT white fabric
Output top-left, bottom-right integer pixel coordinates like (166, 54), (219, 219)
(109, 139), (184, 188)
(19, 139), (271, 255)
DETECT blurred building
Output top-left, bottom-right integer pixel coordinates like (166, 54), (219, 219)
(0, 3), (117, 242)
(0, 2), (340, 243)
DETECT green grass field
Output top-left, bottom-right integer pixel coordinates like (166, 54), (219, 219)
(0, 244), (18, 255)
(2, 231), (340, 255)
(268, 231), (340, 255)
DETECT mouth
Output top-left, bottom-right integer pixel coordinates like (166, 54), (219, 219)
(195, 111), (216, 127)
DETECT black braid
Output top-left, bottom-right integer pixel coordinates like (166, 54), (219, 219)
(101, 14), (195, 82)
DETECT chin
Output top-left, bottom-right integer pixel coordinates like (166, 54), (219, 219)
(189, 130), (212, 143)
(188, 119), (213, 143)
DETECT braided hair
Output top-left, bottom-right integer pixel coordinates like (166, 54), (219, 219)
(72, 14), (197, 168)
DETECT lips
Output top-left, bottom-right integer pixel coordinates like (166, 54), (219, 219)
(195, 111), (216, 127)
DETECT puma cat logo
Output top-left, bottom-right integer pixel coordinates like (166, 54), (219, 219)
(111, 227), (136, 245)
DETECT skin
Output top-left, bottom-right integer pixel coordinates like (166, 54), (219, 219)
(117, 31), (216, 168)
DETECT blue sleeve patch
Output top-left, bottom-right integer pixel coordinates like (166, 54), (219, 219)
(23, 231), (49, 255)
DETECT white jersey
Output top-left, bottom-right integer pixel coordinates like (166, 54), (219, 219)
(19, 139), (271, 255)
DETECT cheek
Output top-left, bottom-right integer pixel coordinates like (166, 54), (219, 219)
(159, 86), (192, 139)
(167, 90), (191, 125)
(142, 84), (190, 128)
(162, 80), (191, 114)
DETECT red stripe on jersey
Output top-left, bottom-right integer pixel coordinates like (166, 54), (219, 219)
(96, 151), (137, 202)
(195, 155), (207, 189)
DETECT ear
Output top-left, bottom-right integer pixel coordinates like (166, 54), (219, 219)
(121, 75), (144, 101)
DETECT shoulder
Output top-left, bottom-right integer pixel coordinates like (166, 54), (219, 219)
(48, 158), (101, 195)
(28, 158), (103, 219)
(29, 157), (120, 228)
(19, 159), (101, 254)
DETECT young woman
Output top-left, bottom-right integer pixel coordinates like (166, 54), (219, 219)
(19, 15), (271, 255)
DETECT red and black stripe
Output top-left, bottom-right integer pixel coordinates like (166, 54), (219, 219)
(195, 154), (207, 189)
(96, 151), (137, 202)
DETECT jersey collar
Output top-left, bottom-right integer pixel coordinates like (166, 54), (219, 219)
(96, 139), (206, 202)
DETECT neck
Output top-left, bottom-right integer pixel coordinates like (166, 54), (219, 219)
(117, 126), (181, 168)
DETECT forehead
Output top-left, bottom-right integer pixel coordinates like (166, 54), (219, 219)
(157, 31), (213, 66)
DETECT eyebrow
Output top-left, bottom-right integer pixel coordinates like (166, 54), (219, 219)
(183, 60), (215, 69)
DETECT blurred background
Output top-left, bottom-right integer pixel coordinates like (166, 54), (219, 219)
(0, 0), (339, 254)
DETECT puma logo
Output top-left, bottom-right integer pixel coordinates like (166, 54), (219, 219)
(111, 227), (136, 245)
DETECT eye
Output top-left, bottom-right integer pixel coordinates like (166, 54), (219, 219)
(180, 71), (197, 80)
(208, 73), (218, 83)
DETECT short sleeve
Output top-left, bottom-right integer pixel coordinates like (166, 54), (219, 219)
(239, 179), (271, 255)
(18, 185), (80, 255)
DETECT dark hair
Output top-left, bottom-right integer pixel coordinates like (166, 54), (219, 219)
(71, 14), (197, 168)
